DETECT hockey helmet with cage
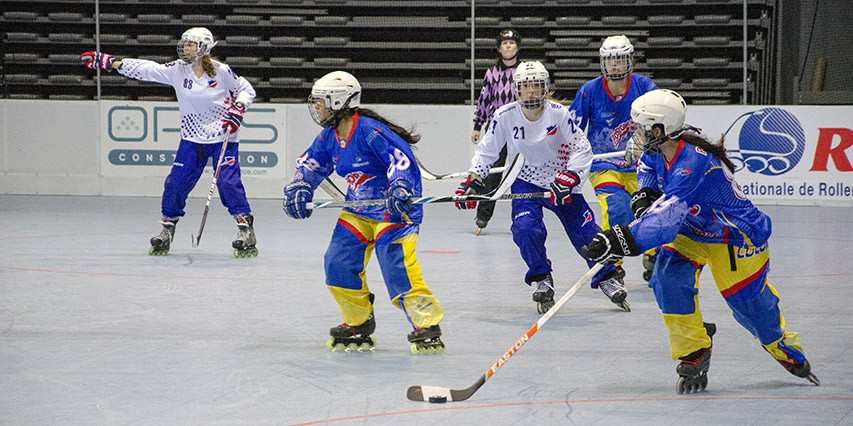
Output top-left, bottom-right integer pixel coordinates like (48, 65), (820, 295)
(177, 27), (217, 63)
(308, 71), (362, 127)
(628, 89), (688, 153)
(599, 35), (634, 81)
(512, 61), (549, 110)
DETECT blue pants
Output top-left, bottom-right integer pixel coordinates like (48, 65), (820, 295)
(161, 139), (251, 218)
(510, 180), (615, 287)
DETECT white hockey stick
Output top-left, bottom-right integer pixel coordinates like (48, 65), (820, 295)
(419, 150), (625, 181)
(318, 178), (345, 201)
(407, 262), (605, 403)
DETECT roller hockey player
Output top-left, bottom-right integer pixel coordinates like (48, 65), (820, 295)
(283, 71), (445, 354)
(583, 89), (819, 392)
(456, 61), (630, 313)
(81, 27), (257, 257)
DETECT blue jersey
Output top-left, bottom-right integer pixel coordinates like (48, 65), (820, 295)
(569, 73), (657, 173)
(294, 113), (423, 224)
(629, 139), (772, 250)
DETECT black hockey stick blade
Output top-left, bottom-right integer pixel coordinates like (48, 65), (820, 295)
(407, 376), (485, 403)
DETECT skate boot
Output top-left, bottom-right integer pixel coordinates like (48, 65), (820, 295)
(326, 294), (376, 352)
(531, 274), (556, 314)
(408, 324), (445, 354)
(473, 218), (488, 236)
(676, 322), (716, 394)
(232, 214), (258, 258)
(599, 267), (630, 312)
(149, 218), (177, 256)
(765, 333), (820, 386)
(643, 252), (657, 283)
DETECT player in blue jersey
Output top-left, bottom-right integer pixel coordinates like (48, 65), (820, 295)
(570, 35), (658, 282)
(582, 89), (819, 393)
(282, 71), (445, 354)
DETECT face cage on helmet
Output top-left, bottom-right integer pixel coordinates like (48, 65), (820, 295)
(630, 123), (690, 154)
(600, 54), (633, 81)
(307, 95), (334, 127)
(176, 39), (209, 64)
(513, 79), (548, 110)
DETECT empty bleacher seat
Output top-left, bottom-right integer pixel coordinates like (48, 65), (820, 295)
(647, 58), (684, 67)
(524, 38), (546, 47)
(138, 96), (176, 101)
(554, 78), (588, 88)
(603, 0), (637, 4)
(10, 94), (44, 100)
(100, 95), (133, 100)
(647, 36), (685, 47)
(510, 17), (546, 26)
(694, 36), (732, 46)
(137, 35), (172, 44)
(693, 57), (731, 67)
(4, 11), (38, 21)
(648, 15), (684, 25)
(315, 0), (346, 3)
(6, 33), (39, 42)
(269, 57), (305, 66)
(465, 58), (496, 67)
(649, 0), (683, 3)
(97, 75), (127, 84)
(140, 0), (171, 3)
(270, 0), (303, 4)
(48, 12), (84, 22)
(226, 15), (261, 25)
(269, 77), (304, 87)
(691, 99), (731, 105)
(314, 57), (349, 66)
(4, 53), (39, 63)
(225, 0), (260, 4)
(6, 74), (40, 83)
(692, 78), (730, 88)
(48, 54), (82, 64)
(556, 16), (592, 26)
(48, 75), (84, 84)
(314, 37), (349, 46)
(315, 16), (350, 25)
(556, 0), (591, 3)
(465, 38), (495, 46)
(99, 13), (128, 22)
(270, 36), (305, 46)
(138, 14), (174, 23)
(694, 15), (732, 25)
(511, 0), (546, 4)
(49, 33), (85, 42)
(654, 78), (683, 88)
(602, 16), (638, 25)
(49, 94), (90, 100)
(466, 17), (501, 26)
(225, 36), (260, 45)
(100, 34), (129, 43)
(226, 57), (262, 65)
(269, 97), (304, 103)
(182, 15), (216, 24)
(555, 38), (592, 48)
(554, 58), (590, 68)
(270, 16), (304, 25)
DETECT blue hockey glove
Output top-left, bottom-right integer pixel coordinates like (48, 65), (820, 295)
(283, 180), (314, 219)
(386, 179), (414, 217)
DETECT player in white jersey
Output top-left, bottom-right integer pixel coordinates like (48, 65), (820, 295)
(455, 61), (630, 313)
(80, 28), (258, 257)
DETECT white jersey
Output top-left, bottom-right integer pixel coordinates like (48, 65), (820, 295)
(471, 100), (593, 191)
(118, 58), (256, 144)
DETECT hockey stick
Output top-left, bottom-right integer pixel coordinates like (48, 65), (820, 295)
(307, 191), (550, 210)
(407, 262), (605, 403)
(419, 151), (626, 181)
(319, 177), (346, 201)
(191, 135), (232, 248)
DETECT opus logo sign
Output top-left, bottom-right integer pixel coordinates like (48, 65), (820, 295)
(101, 102), (285, 178)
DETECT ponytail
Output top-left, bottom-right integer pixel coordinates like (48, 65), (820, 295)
(350, 108), (421, 145)
(201, 55), (216, 77)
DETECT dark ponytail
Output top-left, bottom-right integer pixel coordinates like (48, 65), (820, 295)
(350, 108), (421, 145)
(681, 132), (735, 172)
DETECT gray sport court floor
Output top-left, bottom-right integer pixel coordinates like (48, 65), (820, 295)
(1, 194), (852, 425)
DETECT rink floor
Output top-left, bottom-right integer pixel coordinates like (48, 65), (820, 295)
(1, 195), (852, 425)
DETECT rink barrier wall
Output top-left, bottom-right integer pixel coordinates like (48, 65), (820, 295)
(1, 100), (851, 206)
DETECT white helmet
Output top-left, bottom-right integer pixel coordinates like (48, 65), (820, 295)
(599, 35), (634, 81)
(308, 71), (362, 126)
(628, 89), (688, 152)
(177, 27), (216, 63)
(512, 61), (549, 110)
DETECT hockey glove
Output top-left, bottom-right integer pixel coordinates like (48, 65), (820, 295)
(222, 101), (246, 134)
(454, 174), (485, 210)
(630, 187), (662, 219)
(549, 170), (581, 205)
(80, 51), (116, 72)
(581, 224), (641, 264)
(283, 180), (314, 219)
(386, 179), (415, 218)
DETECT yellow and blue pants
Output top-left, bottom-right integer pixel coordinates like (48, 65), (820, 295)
(324, 211), (444, 329)
(652, 235), (806, 365)
(589, 170), (639, 230)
